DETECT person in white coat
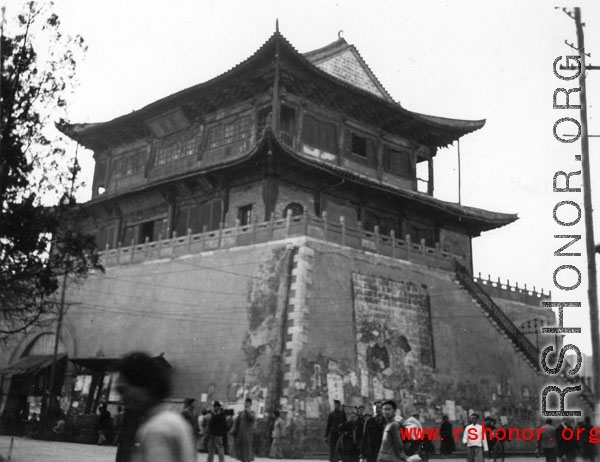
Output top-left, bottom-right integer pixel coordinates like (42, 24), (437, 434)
(462, 413), (488, 462)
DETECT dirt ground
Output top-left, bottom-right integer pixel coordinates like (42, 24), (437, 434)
(0, 436), (546, 462)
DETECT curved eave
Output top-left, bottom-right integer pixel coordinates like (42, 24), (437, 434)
(266, 133), (516, 235)
(78, 125), (515, 235)
(281, 34), (486, 146)
(58, 33), (283, 151)
(60, 32), (486, 152)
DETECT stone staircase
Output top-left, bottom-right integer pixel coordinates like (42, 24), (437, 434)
(454, 261), (540, 371)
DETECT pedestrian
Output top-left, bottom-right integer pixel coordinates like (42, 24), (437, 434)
(462, 413), (488, 462)
(98, 403), (113, 445)
(556, 418), (577, 462)
(26, 412), (41, 439)
(537, 418), (557, 462)
(269, 410), (285, 459)
(483, 417), (496, 458)
(115, 408), (141, 462)
(115, 351), (196, 462)
(181, 398), (198, 446)
(325, 399), (347, 462)
(207, 401), (227, 462)
(403, 410), (423, 459)
(361, 401), (386, 462)
(113, 405), (125, 445)
(232, 397), (256, 462)
(376, 400), (406, 462)
(337, 411), (361, 462)
(181, 399), (197, 429)
(578, 416), (595, 462)
(439, 415), (456, 457)
(52, 410), (67, 441)
(198, 408), (211, 453)
(355, 406), (366, 454)
(226, 409), (236, 458)
(404, 409), (435, 462)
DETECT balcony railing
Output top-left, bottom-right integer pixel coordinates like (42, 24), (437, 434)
(99, 211), (465, 271)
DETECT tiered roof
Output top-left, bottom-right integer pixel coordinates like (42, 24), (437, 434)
(60, 31), (515, 235)
(61, 31), (484, 151)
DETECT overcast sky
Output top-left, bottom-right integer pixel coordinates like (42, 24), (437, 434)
(5, 0), (600, 353)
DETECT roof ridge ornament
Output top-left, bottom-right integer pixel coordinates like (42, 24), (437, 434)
(276, 18), (279, 33)
(338, 30), (344, 39)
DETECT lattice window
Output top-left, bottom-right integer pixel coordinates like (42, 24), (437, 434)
(154, 132), (201, 166)
(207, 116), (250, 150)
(111, 146), (147, 178)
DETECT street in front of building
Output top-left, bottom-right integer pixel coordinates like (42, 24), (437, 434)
(0, 436), (541, 462)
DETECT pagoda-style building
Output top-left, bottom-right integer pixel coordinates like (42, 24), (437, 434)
(1, 30), (566, 452)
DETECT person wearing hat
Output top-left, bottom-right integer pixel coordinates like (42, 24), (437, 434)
(207, 401), (227, 462)
(462, 413), (488, 462)
(403, 409), (424, 460)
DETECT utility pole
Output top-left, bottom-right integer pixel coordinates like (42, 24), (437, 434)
(573, 7), (600, 423)
(457, 139), (462, 204)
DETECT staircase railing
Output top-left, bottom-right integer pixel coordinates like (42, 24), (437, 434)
(455, 261), (540, 371)
(580, 380), (595, 408)
(564, 375), (595, 409)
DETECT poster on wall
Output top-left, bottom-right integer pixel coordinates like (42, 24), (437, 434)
(353, 272), (434, 404)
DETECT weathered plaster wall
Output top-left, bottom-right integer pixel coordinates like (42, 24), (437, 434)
(281, 240), (552, 453)
(6, 236), (562, 455)
(63, 240), (296, 409)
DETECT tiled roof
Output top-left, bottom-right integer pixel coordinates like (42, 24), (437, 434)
(303, 37), (394, 101)
(60, 31), (485, 151)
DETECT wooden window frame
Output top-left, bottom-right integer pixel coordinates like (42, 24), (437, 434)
(206, 115), (251, 150)
(302, 114), (339, 154)
(383, 146), (414, 179)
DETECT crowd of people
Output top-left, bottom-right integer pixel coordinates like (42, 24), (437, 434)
(182, 397), (264, 462)
(325, 401), (597, 462)
(325, 399), (434, 462)
(111, 351), (287, 462)
(537, 416), (596, 462)
(13, 351), (597, 462)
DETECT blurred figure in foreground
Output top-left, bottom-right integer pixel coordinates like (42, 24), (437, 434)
(116, 351), (195, 462)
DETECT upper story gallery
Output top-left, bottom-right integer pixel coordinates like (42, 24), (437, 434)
(60, 29), (516, 271)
